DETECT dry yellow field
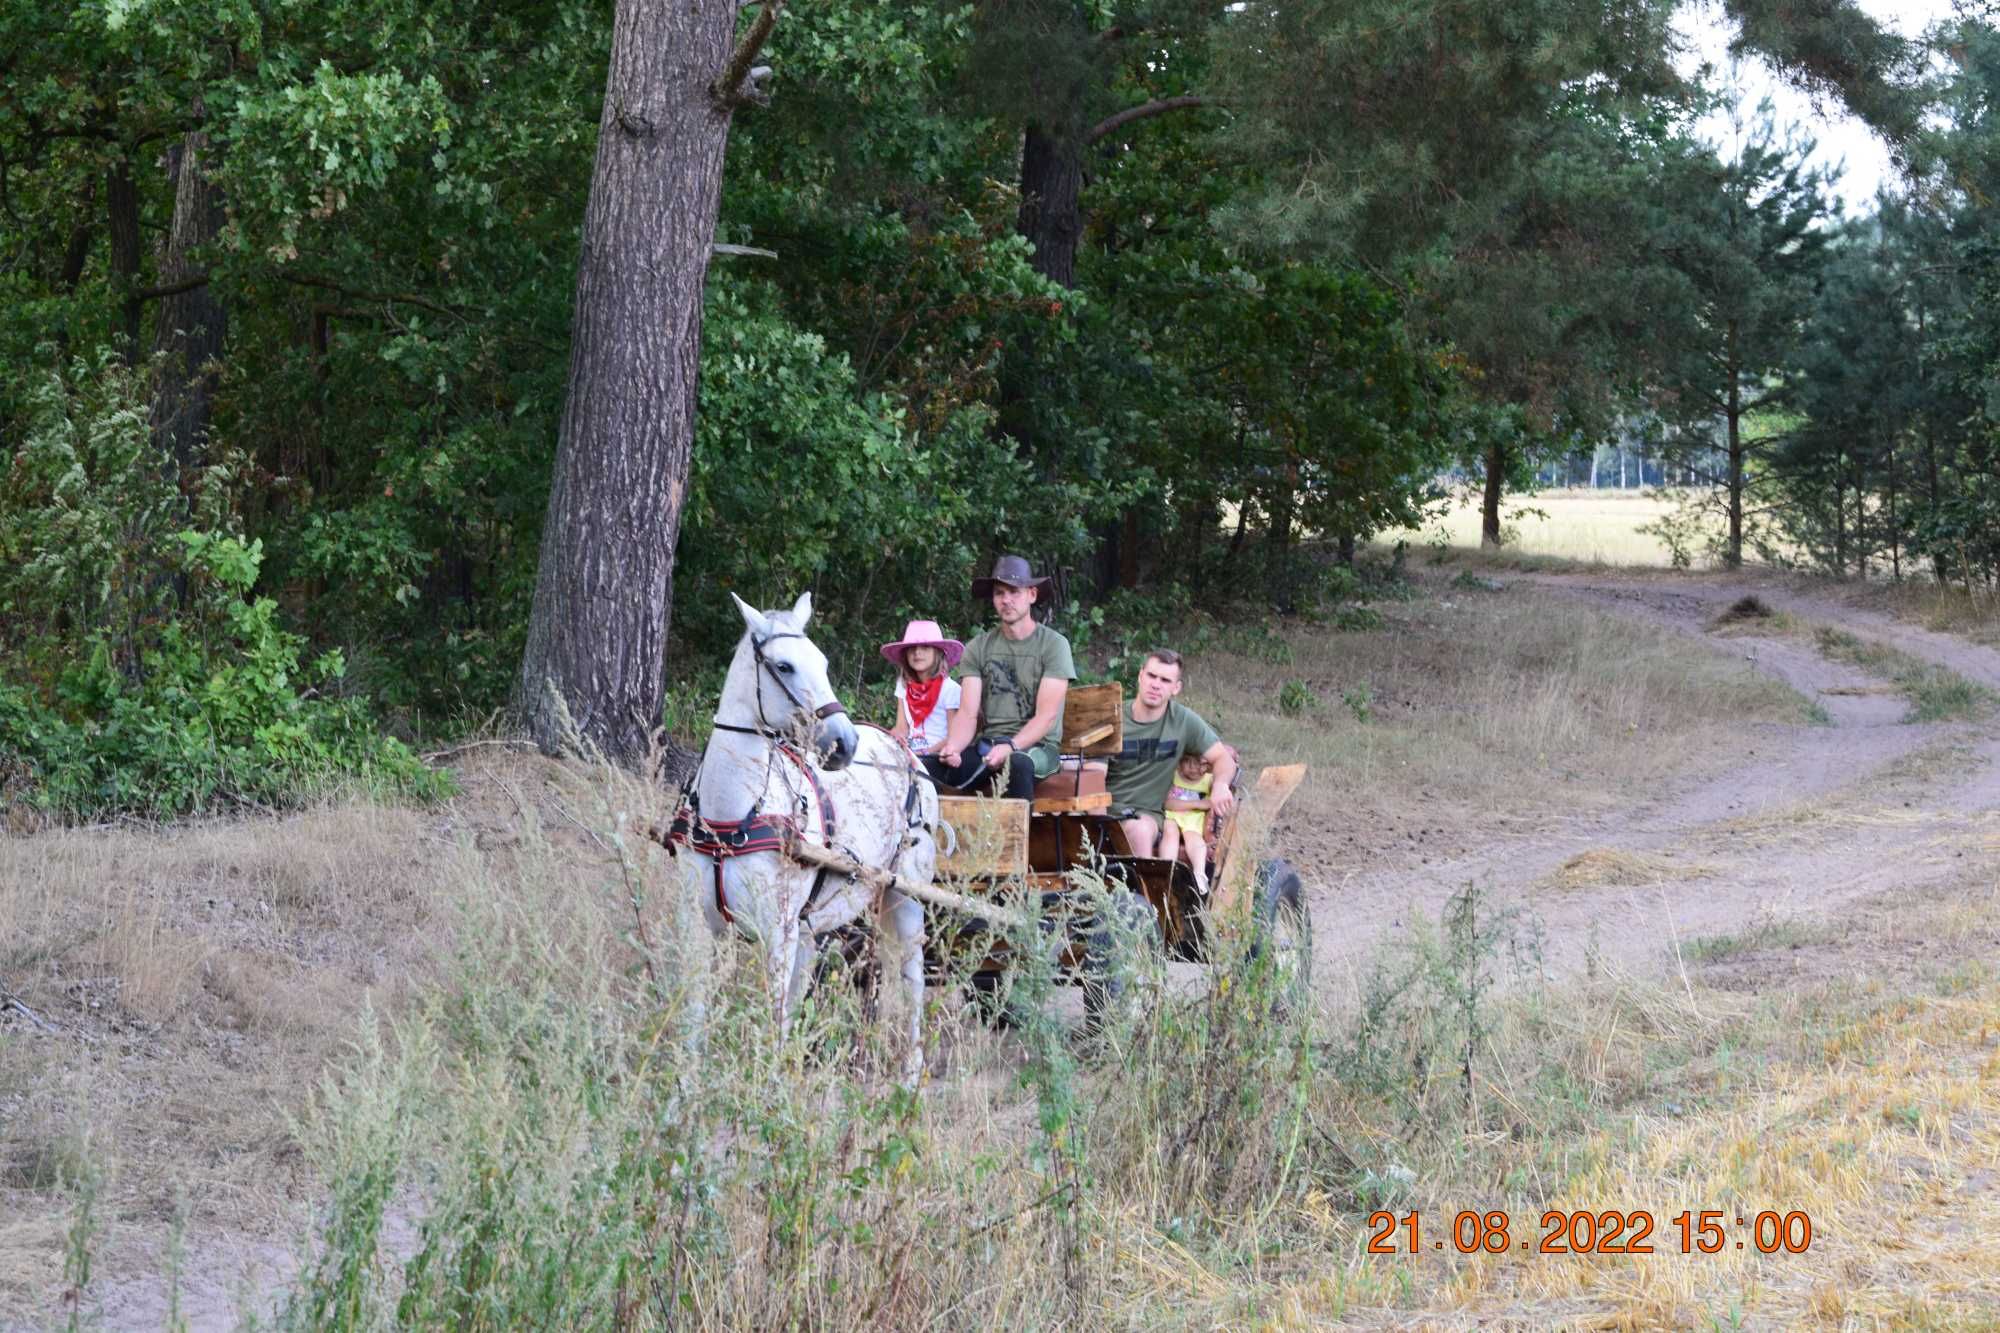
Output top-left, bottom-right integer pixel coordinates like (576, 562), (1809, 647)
(1392, 488), (1723, 567)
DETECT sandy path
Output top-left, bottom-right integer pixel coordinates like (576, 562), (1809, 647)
(1306, 572), (2000, 994)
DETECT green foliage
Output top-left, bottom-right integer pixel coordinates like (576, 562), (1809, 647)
(1278, 679), (1319, 716)
(0, 355), (447, 818)
(1336, 881), (1537, 1124)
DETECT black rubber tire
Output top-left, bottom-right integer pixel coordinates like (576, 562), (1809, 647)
(1247, 856), (1312, 1010)
(1079, 891), (1164, 1034)
(963, 968), (1018, 1028)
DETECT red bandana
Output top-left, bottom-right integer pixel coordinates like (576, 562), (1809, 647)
(904, 675), (944, 730)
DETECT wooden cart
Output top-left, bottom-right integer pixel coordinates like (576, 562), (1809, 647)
(925, 682), (1312, 1014)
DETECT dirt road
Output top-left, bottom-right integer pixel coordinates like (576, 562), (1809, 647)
(1304, 572), (2000, 994)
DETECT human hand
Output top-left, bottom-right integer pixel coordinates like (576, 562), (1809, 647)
(1210, 786), (1237, 819)
(939, 747), (961, 768)
(983, 741), (1011, 770)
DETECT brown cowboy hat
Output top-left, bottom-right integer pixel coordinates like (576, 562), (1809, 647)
(971, 554), (1052, 601)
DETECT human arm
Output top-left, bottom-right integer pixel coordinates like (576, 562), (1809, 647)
(888, 682), (910, 742)
(985, 676), (1067, 770)
(938, 676), (981, 767)
(1165, 788), (1210, 812)
(1202, 742), (1238, 818)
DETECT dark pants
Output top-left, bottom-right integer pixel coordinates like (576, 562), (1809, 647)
(923, 742), (1037, 800)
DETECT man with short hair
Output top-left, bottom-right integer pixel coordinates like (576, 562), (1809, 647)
(928, 555), (1075, 800)
(1106, 649), (1237, 857)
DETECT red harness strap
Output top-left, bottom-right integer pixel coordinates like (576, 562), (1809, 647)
(663, 745), (837, 926)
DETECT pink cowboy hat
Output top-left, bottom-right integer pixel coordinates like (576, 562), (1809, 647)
(879, 618), (965, 667)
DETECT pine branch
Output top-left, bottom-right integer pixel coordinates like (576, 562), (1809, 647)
(1085, 95), (1215, 146)
(713, 0), (785, 110)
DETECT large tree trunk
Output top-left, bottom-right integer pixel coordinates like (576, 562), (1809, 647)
(152, 128), (228, 475)
(1481, 442), (1506, 546)
(107, 159), (143, 358)
(516, 0), (744, 761)
(1018, 126), (1083, 288)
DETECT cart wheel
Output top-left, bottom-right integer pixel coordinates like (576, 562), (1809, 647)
(1247, 857), (1312, 1010)
(1080, 891), (1165, 1037)
(963, 969), (1018, 1028)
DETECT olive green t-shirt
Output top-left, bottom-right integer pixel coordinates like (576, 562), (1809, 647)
(960, 623), (1076, 778)
(1105, 700), (1221, 816)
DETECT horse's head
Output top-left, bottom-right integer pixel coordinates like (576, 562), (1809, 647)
(727, 591), (859, 770)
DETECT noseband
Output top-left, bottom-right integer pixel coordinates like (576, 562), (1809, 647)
(713, 631), (849, 739)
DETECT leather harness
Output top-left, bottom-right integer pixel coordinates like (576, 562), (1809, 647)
(659, 629), (923, 930)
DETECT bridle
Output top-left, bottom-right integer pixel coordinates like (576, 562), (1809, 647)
(712, 630), (848, 741)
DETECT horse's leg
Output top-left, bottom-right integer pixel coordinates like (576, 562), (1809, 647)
(784, 923), (817, 1028)
(885, 892), (926, 1087)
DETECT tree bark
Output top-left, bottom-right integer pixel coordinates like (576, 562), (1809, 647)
(1018, 125), (1082, 289)
(106, 158), (143, 358)
(1481, 442), (1505, 546)
(1268, 455), (1299, 607)
(151, 128), (228, 475)
(1724, 318), (1744, 569)
(516, 0), (745, 761)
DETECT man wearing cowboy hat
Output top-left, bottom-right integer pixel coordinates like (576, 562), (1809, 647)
(927, 555), (1074, 800)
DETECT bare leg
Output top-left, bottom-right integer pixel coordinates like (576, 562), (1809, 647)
(1185, 830), (1209, 893)
(1158, 819), (1182, 869)
(1119, 813), (1161, 857)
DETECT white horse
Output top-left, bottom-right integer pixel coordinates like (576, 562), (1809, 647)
(667, 592), (937, 1083)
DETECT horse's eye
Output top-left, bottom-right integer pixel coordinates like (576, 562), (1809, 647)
(776, 662), (795, 675)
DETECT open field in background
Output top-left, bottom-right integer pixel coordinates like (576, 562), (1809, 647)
(1397, 486), (2000, 647)
(5, 573), (2000, 1326)
(1389, 488), (1723, 567)
(1177, 586), (1810, 880)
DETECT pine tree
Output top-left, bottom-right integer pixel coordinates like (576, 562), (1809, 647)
(1650, 101), (1838, 568)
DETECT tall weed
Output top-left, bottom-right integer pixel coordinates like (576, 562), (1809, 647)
(279, 768), (1332, 1328)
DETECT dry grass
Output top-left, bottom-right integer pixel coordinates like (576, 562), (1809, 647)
(1444, 875), (2000, 1327)
(1542, 849), (1716, 892)
(1181, 582), (1810, 872)
(1834, 576), (2000, 649)
(7, 577), (1998, 1326)
(0, 764), (599, 1314)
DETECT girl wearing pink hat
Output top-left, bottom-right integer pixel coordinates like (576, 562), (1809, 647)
(881, 618), (965, 757)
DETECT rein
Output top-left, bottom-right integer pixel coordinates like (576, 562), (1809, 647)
(667, 629), (853, 928)
(711, 631), (849, 739)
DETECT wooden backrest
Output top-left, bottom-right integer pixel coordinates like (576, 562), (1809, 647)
(1062, 681), (1123, 757)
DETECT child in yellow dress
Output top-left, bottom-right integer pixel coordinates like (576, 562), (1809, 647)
(1160, 751), (1213, 893)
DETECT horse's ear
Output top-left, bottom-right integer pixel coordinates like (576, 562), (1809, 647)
(730, 591), (771, 639)
(790, 591), (813, 627)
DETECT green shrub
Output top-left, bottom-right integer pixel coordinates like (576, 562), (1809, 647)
(0, 353), (448, 818)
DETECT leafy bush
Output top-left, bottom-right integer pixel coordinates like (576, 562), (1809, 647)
(0, 354), (448, 818)
(1278, 679), (1319, 715)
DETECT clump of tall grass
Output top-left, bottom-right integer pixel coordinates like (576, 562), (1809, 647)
(1813, 625), (1995, 722)
(274, 763), (1334, 1328)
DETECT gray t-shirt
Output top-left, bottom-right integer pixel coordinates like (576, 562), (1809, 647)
(1106, 700), (1221, 816)
(960, 623), (1076, 777)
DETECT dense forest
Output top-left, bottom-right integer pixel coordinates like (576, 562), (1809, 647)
(1, 0), (1995, 812)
